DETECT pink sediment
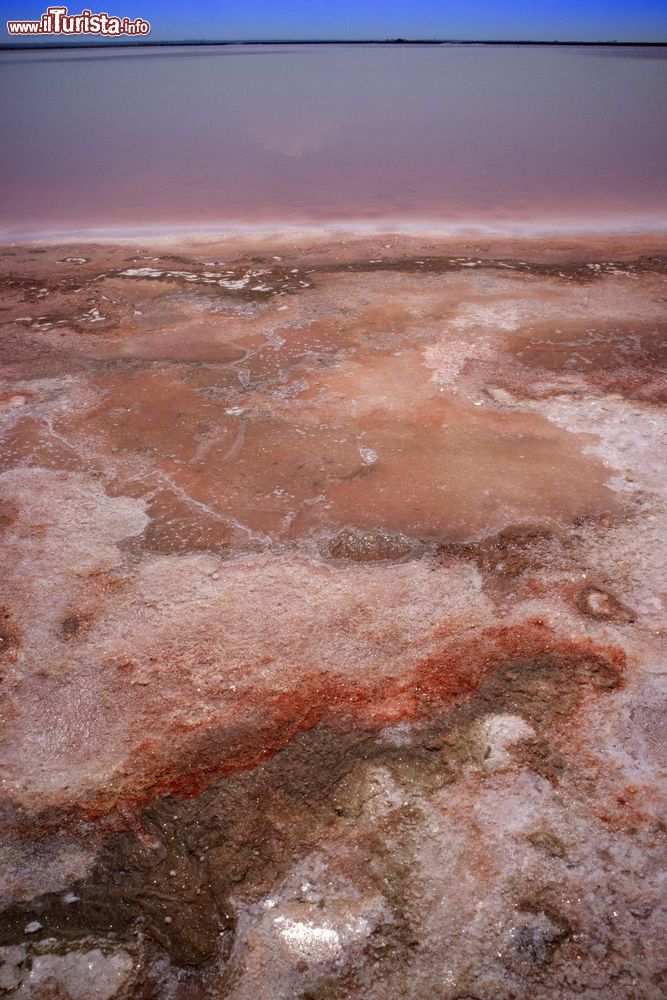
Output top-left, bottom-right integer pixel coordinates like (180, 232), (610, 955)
(0, 232), (665, 997)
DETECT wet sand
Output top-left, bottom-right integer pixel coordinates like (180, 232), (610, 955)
(0, 231), (666, 997)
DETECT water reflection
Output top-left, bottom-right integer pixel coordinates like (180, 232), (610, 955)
(0, 44), (665, 235)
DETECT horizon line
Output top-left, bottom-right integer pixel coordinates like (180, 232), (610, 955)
(2, 37), (667, 51)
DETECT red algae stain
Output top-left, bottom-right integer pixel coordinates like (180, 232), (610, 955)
(0, 620), (629, 974)
(51, 621), (625, 827)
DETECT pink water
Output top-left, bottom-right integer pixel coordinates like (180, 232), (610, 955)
(0, 43), (666, 236)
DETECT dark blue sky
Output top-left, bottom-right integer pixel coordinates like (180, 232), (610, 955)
(2, 0), (667, 42)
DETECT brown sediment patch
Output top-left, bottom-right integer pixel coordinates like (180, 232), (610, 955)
(316, 253), (667, 283)
(10, 304), (122, 337)
(3, 621), (624, 832)
(0, 607), (20, 659)
(0, 623), (625, 968)
(525, 830), (568, 860)
(0, 498), (19, 529)
(0, 272), (89, 302)
(10, 252), (624, 315)
(327, 528), (415, 563)
(59, 612), (94, 642)
(504, 320), (667, 404)
(510, 321), (667, 375)
(114, 261), (315, 300)
(511, 889), (575, 970)
(437, 525), (559, 582)
(574, 584), (636, 624)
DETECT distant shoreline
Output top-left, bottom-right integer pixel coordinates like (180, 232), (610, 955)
(4, 218), (667, 247)
(1, 38), (666, 51)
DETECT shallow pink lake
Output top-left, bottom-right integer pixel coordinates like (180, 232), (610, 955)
(1, 43), (666, 236)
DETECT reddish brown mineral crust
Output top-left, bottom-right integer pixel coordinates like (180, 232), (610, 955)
(4, 621), (625, 829)
(0, 233), (666, 999)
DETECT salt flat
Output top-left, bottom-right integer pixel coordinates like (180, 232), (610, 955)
(0, 232), (665, 998)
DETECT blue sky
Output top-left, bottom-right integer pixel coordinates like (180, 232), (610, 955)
(2, 0), (667, 42)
